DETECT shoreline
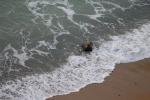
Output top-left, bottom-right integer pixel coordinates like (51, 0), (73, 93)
(46, 58), (150, 100)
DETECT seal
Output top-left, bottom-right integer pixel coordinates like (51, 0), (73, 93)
(82, 41), (93, 52)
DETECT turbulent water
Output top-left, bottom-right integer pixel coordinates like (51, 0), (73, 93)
(0, 0), (150, 100)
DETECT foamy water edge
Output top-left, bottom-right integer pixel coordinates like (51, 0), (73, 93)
(0, 22), (150, 100)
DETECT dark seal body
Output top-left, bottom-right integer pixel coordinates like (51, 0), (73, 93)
(82, 42), (93, 52)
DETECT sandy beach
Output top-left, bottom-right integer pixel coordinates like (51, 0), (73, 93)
(46, 58), (150, 100)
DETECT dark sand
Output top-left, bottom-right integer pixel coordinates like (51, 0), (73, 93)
(47, 58), (150, 100)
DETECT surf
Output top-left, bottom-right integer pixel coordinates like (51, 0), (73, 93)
(0, 22), (150, 100)
(0, 0), (150, 99)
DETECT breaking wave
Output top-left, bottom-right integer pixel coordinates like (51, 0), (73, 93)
(0, 22), (150, 100)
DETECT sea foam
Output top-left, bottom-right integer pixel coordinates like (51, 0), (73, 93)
(0, 22), (150, 100)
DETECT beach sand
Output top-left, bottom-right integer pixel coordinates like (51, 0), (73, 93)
(46, 58), (150, 100)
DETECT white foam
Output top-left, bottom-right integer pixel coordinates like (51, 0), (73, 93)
(1, 39), (52, 68)
(26, 0), (103, 33)
(26, 0), (76, 48)
(56, 6), (79, 25)
(26, 0), (76, 26)
(3, 44), (31, 67)
(37, 40), (56, 50)
(1, 38), (50, 68)
(57, 6), (75, 18)
(88, 14), (103, 21)
(102, 1), (126, 11)
(0, 22), (150, 100)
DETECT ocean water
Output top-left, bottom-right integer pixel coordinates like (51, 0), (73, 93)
(0, 0), (150, 100)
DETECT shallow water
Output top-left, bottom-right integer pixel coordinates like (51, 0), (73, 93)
(0, 0), (150, 100)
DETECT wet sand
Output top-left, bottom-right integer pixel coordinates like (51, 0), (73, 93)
(46, 58), (150, 100)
